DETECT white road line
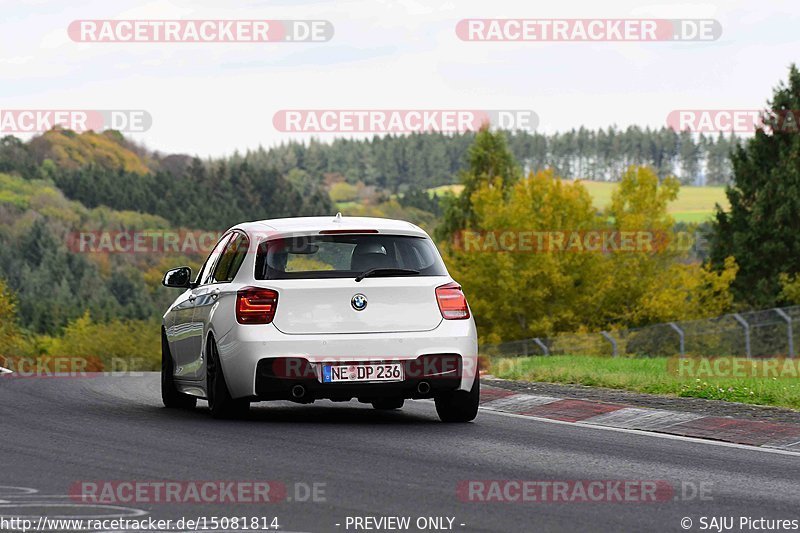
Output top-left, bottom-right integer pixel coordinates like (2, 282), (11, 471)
(481, 394), (561, 410)
(582, 406), (705, 431)
(0, 486), (38, 496)
(0, 502), (149, 519)
(478, 405), (800, 457)
(767, 439), (800, 449)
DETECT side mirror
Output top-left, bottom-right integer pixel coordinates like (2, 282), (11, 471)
(162, 266), (193, 289)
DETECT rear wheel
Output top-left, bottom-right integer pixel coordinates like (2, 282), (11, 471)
(372, 398), (404, 410)
(435, 374), (480, 423)
(206, 336), (250, 419)
(161, 330), (197, 409)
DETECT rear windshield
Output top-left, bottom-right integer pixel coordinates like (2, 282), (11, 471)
(255, 234), (448, 280)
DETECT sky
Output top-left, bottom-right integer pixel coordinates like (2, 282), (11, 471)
(0, 0), (798, 157)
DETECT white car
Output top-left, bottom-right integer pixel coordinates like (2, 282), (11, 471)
(161, 215), (480, 422)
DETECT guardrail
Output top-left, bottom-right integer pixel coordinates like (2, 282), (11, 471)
(480, 305), (800, 358)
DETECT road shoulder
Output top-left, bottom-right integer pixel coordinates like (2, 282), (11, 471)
(481, 377), (800, 450)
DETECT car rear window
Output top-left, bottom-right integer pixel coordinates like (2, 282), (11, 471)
(255, 234), (448, 280)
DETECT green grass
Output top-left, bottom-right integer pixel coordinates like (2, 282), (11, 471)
(490, 355), (800, 410)
(334, 201), (358, 211)
(669, 211), (719, 223)
(577, 181), (728, 222)
(428, 181), (729, 223)
(427, 184), (463, 197)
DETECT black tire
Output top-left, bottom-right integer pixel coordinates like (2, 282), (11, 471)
(435, 374), (480, 423)
(372, 398), (404, 410)
(206, 335), (250, 419)
(161, 330), (197, 409)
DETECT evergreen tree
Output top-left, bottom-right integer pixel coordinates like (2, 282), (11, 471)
(437, 127), (521, 240)
(710, 64), (800, 305)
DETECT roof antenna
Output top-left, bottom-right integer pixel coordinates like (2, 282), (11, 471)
(333, 212), (343, 223)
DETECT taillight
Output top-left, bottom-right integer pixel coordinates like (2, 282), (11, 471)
(236, 287), (279, 324)
(436, 282), (470, 320)
(319, 229), (379, 234)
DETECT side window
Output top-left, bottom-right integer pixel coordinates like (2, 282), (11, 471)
(212, 232), (249, 283)
(196, 233), (233, 286)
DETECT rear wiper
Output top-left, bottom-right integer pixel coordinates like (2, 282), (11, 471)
(355, 268), (420, 282)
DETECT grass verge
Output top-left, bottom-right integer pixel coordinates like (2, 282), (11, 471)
(429, 182), (728, 222)
(489, 355), (800, 410)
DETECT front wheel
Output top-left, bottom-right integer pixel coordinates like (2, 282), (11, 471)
(206, 336), (250, 419)
(435, 374), (479, 423)
(161, 330), (197, 409)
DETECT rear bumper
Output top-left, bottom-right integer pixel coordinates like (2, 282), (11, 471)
(255, 354), (463, 402)
(215, 318), (478, 399)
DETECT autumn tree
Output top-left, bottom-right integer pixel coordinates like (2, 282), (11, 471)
(598, 167), (737, 326)
(444, 161), (737, 343)
(0, 279), (23, 356)
(444, 170), (601, 342)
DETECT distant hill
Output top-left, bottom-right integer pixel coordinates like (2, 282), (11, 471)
(28, 128), (151, 174)
(0, 129), (334, 231)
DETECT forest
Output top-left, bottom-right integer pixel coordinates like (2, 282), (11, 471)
(0, 121), (756, 369)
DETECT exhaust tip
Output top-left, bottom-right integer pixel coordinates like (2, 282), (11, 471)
(417, 381), (431, 395)
(291, 384), (306, 399)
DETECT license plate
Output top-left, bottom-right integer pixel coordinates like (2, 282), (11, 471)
(322, 363), (404, 383)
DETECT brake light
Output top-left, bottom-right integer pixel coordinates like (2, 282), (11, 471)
(436, 282), (470, 320)
(319, 229), (379, 234)
(236, 287), (279, 324)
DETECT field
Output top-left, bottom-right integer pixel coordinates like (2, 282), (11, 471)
(429, 181), (729, 223)
(490, 355), (800, 410)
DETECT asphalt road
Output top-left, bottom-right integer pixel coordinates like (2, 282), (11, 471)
(1, 373), (799, 533)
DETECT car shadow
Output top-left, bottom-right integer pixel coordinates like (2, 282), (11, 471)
(248, 402), (439, 425)
(154, 400), (441, 426)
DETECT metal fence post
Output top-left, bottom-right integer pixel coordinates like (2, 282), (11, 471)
(774, 308), (794, 358)
(667, 322), (685, 357)
(600, 331), (617, 357)
(732, 313), (751, 359)
(480, 306), (800, 359)
(533, 337), (549, 356)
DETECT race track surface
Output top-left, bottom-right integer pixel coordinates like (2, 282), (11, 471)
(1, 374), (799, 533)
